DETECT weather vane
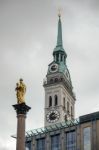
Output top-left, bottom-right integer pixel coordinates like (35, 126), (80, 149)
(15, 78), (26, 104)
(58, 8), (61, 17)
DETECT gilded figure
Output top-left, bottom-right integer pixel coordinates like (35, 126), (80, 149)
(15, 79), (26, 104)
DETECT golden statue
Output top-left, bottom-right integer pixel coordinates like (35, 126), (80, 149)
(15, 79), (26, 104)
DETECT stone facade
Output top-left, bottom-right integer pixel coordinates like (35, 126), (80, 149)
(26, 111), (99, 150)
(44, 83), (75, 126)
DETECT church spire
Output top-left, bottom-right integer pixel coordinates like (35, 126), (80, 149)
(53, 15), (67, 63)
(57, 14), (63, 47)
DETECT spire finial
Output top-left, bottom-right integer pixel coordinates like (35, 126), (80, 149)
(53, 11), (67, 57)
(57, 8), (63, 47)
(58, 8), (61, 18)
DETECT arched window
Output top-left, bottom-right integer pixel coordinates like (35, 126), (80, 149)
(63, 98), (65, 108)
(49, 96), (52, 107)
(60, 78), (63, 81)
(64, 56), (65, 63)
(55, 78), (58, 82)
(54, 95), (58, 106)
(56, 54), (59, 62)
(61, 54), (63, 61)
(50, 79), (53, 83)
(71, 106), (73, 116)
(67, 101), (69, 113)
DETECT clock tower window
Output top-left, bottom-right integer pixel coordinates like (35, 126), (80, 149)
(54, 95), (58, 106)
(55, 78), (58, 82)
(63, 98), (65, 109)
(50, 79), (53, 83)
(49, 96), (52, 107)
(71, 106), (73, 117)
(64, 56), (65, 63)
(56, 54), (59, 62)
(67, 101), (70, 114)
(61, 54), (63, 61)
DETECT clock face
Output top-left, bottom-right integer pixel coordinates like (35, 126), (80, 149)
(49, 64), (58, 73)
(46, 110), (60, 123)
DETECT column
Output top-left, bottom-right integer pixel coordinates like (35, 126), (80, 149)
(13, 103), (31, 150)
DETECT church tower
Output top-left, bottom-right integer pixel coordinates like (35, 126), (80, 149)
(43, 15), (76, 127)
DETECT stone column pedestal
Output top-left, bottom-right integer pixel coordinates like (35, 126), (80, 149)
(13, 103), (31, 150)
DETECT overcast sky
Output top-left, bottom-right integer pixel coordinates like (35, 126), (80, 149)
(0, 0), (99, 149)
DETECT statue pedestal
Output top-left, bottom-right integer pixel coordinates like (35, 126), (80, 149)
(13, 103), (31, 150)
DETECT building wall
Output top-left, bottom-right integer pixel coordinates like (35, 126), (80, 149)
(96, 120), (99, 149)
(26, 118), (99, 150)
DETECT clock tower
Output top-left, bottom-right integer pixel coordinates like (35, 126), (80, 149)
(43, 15), (76, 127)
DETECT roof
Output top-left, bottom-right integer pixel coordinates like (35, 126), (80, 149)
(26, 118), (79, 139)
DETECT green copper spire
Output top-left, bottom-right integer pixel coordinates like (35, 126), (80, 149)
(53, 14), (67, 57)
(57, 14), (63, 47)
